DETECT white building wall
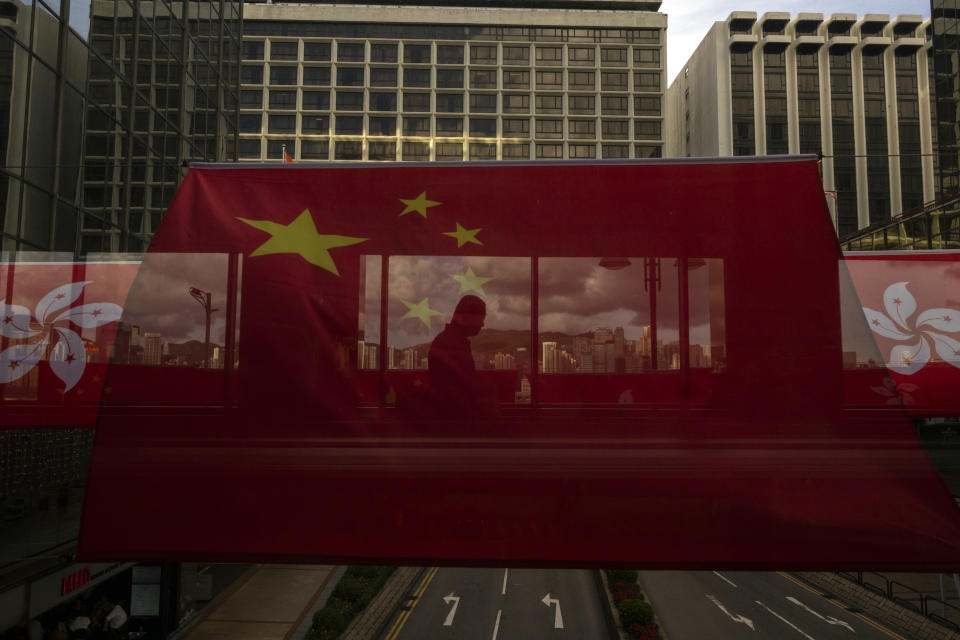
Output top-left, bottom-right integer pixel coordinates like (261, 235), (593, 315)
(666, 22), (725, 157)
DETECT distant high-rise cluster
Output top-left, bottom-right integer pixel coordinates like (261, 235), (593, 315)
(111, 323), (226, 368)
(493, 352), (517, 370)
(358, 341), (428, 370)
(539, 326), (715, 374)
(360, 325), (719, 375)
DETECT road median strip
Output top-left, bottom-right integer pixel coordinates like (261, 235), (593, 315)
(599, 569), (666, 640)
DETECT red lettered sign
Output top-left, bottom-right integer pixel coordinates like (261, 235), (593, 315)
(79, 159), (960, 569)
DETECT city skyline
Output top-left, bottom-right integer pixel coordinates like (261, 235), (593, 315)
(359, 323), (721, 373)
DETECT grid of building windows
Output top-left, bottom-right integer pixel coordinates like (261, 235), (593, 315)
(830, 49), (858, 236)
(933, 0), (960, 196)
(238, 8), (666, 162)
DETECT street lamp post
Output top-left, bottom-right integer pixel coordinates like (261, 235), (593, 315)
(189, 287), (219, 368)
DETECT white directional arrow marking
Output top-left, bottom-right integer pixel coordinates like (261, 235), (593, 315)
(787, 596), (855, 632)
(442, 593), (461, 626)
(706, 595), (755, 631)
(756, 601), (814, 640)
(542, 593), (564, 629)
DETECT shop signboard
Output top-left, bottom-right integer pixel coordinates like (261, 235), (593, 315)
(28, 563), (133, 618)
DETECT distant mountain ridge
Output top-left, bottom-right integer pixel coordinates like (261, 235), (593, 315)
(167, 340), (222, 362)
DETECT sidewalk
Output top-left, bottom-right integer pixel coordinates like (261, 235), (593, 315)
(800, 572), (960, 640)
(864, 572), (960, 625)
(181, 564), (342, 640)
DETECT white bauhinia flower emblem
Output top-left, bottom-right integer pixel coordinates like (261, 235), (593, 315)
(863, 281), (960, 375)
(0, 281), (122, 391)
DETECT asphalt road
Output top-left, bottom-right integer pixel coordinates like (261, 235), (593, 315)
(639, 571), (908, 640)
(382, 567), (610, 640)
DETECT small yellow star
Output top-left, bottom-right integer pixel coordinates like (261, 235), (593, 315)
(236, 210), (367, 276)
(451, 267), (493, 296)
(401, 297), (444, 328)
(399, 191), (441, 218)
(443, 223), (482, 248)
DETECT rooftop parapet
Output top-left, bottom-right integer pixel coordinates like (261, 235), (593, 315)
(790, 13), (823, 36)
(856, 13), (890, 36)
(889, 14), (923, 38)
(758, 11), (790, 35)
(727, 11), (756, 35)
(825, 13), (857, 36)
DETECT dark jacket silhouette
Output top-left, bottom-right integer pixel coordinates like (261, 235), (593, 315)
(428, 295), (485, 415)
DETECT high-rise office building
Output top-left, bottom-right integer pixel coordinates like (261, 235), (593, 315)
(0, 0), (241, 257)
(667, 12), (933, 237)
(1, 0), (242, 630)
(542, 340), (558, 373)
(238, 0), (666, 162)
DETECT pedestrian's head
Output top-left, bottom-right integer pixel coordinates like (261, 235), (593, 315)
(452, 295), (486, 336)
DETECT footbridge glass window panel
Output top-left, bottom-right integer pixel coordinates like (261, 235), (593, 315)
(360, 256), (531, 407)
(536, 257), (723, 404)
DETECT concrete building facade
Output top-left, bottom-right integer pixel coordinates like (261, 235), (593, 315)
(667, 12), (934, 238)
(238, 0), (667, 162)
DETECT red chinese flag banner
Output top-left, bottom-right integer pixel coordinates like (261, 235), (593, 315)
(1, 261), (139, 427)
(80, 159), (960, 569)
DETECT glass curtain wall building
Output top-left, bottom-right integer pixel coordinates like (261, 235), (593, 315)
(0, 0), (240, 258)
(932, 0), (960, 196)
(239, 0), (666, 162)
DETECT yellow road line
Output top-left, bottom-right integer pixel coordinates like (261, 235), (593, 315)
(384, 567), (439, 640)
(777, 572), (910, 640)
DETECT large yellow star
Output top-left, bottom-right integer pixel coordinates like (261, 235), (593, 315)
(399, 191), (441, 218)
(400, 297), (444, 328)
(236, 210), (367, 276)
(443, 223), (483, 248)
(451, 267), (493, 296)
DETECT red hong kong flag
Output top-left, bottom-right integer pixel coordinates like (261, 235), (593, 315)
(80, 159), (960, 569)
(0, 262), (139, 428)
(844, 252), (960, 416)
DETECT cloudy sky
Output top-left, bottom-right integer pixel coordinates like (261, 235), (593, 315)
(665, 0), (930, 83)
(364, 256), (718, 350)
(122, 253), (231, 346)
